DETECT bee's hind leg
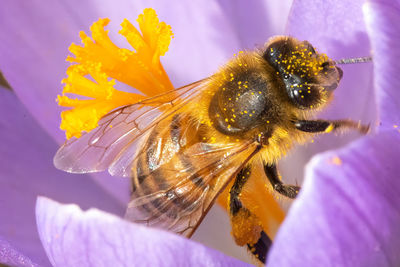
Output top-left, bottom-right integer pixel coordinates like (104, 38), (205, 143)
(264, 163), (300, 199)
(247, 231), (272, 264)
(229, 165), (271, 264)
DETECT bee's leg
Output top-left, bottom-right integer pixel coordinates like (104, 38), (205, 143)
(264, 163), (300, 199)
(247, 231), (272, 264)
(229, 165), (271, 264)
(293, 119), (369, 134)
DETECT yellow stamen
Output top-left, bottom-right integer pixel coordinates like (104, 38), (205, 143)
(59, 8), (174, 139)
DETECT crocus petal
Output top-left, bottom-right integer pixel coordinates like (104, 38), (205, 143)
(0, 236), (39, 267)
(208, 0), (293, 49)
(268, 131), (400, 266)
(36, 197), (251, 267)
(364, 0), (400, 127)
(267, 0), (400, 266)
(0, 89), (124, 266)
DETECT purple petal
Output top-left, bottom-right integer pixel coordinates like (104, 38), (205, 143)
(0, 236), (39, 267)
(268, 130), (400, 267)
(364, 0), (400, 127)
(268, 0), (400, 266)
(0, 89), (124, 266)
(210, 1), (292, 49)
(36, 197), (251, 267)
(0, 0), (92, 143)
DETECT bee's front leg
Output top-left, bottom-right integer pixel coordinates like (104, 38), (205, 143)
(263, 163), (300, 199)
(293, 119), (369, 134)
(229, 165), (271, 264)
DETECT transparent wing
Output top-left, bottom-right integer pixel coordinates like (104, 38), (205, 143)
(54, 80), (207, 174)
(125, 123), (260, 237)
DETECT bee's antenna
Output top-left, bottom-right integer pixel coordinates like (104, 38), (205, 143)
(334, 56), (372, 65)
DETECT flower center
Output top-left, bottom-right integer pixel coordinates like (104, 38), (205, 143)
(58, 8), (174, 139)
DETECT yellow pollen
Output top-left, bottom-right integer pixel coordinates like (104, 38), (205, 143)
(331, 156), (342, 165)
(325, 124), (334, 133)
(58, 8), (174, 139)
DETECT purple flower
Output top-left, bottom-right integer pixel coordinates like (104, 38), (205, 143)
(1, 0), (399, 266)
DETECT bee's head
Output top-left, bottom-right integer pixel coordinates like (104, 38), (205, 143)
(262, 36), (343, 110)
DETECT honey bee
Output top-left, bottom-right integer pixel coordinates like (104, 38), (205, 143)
(54, 36), (371, 264)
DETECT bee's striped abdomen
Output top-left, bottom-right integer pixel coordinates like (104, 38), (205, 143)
(131, 113), (210, 220)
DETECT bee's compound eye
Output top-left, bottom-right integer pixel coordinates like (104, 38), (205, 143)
(263, 39), (290, 70)
(283, 74), (290, 80)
